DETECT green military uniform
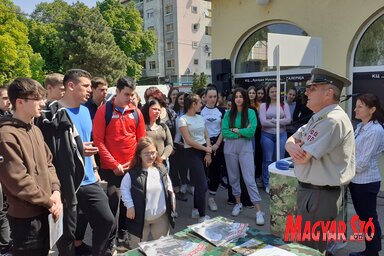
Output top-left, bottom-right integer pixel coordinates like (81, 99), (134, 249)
(291, 68), (355, 253)
(293, 104), (355, 186)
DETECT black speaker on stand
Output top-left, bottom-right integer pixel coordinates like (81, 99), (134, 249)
(211, 59), (232, 95)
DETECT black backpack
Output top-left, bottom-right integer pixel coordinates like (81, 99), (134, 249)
(105, 100), (139, 128)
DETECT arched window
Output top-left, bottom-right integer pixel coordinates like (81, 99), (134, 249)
(235, 23), (309, 74)
(354, 15), (384, 67)
(350, 13), (384, 118)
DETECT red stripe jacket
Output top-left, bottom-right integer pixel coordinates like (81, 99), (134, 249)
(93, 99), (146, 170)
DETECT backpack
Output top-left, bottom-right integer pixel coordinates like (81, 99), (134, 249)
(105, 100), (139, 128)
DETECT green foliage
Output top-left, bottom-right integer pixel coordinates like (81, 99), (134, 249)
(27, 0), (128, 84)
(97, 0), (157, 79)
(59, 2), (128, 84)
(0, 0), (43, 84)
(191, 72), (207, 93)
(199, 72), (208, 88)
(27, 20), (63, 73)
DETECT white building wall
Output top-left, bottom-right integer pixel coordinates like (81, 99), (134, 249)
(175, 0), (212, 84)
(125, 0), (211, 84)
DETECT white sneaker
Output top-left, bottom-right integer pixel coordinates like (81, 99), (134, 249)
(265, 187), (270, 194)
(198, 215), (210, 223)
(208, 197), (218, 212)
(256, 211), (265, 226)
(231, 203), (243, 217)
(191, 208), (199, 219)
(187, 185), (195, 195)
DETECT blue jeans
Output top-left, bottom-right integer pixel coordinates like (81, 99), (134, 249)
(260, 131), (287, 188)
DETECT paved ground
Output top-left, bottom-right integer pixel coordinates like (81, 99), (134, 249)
(50, 185), (384, 256)
(170, 186), (384, 256)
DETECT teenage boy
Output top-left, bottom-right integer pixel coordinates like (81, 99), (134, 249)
(37, 69), (114, 256)
(44, 73), (65, 101)
(0, 78), (62, 256)
(93, 76), (146, 252)
(84, 77), (108, 120)
(0, 85), (12, 254)
(0, 85), (12, 116)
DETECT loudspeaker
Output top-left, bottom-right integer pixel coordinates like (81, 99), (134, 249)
(211, 59), (231, 94)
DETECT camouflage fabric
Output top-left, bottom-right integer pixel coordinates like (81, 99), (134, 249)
(269, 171), (298, 237)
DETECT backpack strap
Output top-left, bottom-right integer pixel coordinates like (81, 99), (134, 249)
(132, 109), (139, 128)
(105, 100), (113, 127)
(105, 99), (139, 128)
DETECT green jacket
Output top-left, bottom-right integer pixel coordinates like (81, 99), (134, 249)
(222, 109), (257, 139)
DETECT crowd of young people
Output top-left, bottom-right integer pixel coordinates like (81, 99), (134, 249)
(0, 72), (383, 256)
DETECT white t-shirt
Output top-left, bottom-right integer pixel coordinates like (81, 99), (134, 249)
(178, 114), (206, 148)
(200, 106), (225, 138)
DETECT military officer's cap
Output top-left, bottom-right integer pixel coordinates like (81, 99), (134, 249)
(307, 68), (351, 91)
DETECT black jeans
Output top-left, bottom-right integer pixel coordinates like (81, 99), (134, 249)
(76, 183), (114, 256)
(169, 145), (188, 188)
(56, 203), (76, 256)
(74, 210), (88, 241)
(349, 181), (382, 255)
(207, 137), (225, 193)
(8, 213), (49, 256)
(185, 147), (207, 217)
(0, 184), (10, 251)
(99, 169), (127, 245)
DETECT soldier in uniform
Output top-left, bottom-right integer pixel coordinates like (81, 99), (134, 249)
(285, 68), (355, 253)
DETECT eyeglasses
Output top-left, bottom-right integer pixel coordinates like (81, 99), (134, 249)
(305, 84), (332, 93)
(142, 151), (157, 157)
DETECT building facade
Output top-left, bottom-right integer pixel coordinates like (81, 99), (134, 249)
(124, 0), (212, 85)
(211, 0), (384, 116)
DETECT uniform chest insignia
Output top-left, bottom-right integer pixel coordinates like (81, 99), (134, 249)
(306, 129), (319, 141)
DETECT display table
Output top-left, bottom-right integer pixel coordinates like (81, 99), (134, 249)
(268, 162), (298, 237)
(124, 224), (323, 256)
